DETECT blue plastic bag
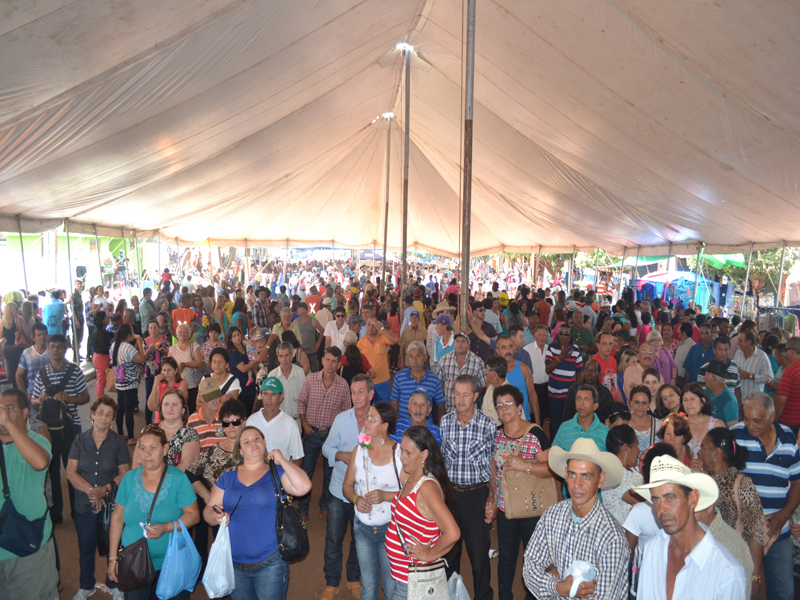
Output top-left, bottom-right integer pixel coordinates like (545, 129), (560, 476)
(202, 516), (235, 598)
(156, 519), (202, 600)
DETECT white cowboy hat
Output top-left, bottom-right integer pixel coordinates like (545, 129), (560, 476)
(632, 455), (719, 511)
(432, 300), (457, 317)
(548, 438), (624, 487)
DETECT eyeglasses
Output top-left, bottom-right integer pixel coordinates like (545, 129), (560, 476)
(222, 419), (243, 428)
(365, 415), (382, 424)
(639, 351), (654, 355)
(495, 401), (516, 409)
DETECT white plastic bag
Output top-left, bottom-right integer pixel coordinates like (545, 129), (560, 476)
(448, 573), (472, 600)
(202, 516), (235, 598)
(564, 560), (597, 598)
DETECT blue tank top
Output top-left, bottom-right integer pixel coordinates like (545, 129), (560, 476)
(506, 360), (530, 420)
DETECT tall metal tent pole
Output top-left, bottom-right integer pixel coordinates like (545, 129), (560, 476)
(568, 246), (576, 291)
(776, 240), (787, 308)
(401, 47), (412, 295)
(94, 225), (103, 286)
(617, 247), (627, 299)
(594, 250), (599, 290)
(744, 242), (754, 298)
(459, 0), (476, 329)
(64, 220), (80, 361)
(535, 245), (542, 288)
(380, 117), (392, 294)
(243, 240), (248, 287)
(16, 216), (29, 293)
(692, 242), (702, 306)
(632, 245), (641, 296)
(666, 242), (673, 271)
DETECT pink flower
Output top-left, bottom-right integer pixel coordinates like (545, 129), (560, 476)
(358, 433), (372, 445)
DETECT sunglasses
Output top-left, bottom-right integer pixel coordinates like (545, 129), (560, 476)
(222, 419), (243, 428)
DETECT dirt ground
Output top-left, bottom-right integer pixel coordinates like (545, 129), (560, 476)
(53, 383), (531, 600)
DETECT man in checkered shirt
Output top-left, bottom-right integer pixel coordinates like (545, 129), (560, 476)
(523, 437), (629, 599)
(440, 373), (497, 600)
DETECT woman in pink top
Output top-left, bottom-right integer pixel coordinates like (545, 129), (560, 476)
(385, 427), (460, 599)
(146, 356), (187, 424)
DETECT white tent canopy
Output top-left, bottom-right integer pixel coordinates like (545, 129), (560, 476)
(1, 0), (799, 256)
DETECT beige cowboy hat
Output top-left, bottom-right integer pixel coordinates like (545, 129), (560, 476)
(432, 301), (457, 317)
(548, 437), (624, 487)
(633, 455), (719, 511)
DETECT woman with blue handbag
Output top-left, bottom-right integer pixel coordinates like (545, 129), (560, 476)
(203, 426), (312, 600)
(107, 425), (199, 600)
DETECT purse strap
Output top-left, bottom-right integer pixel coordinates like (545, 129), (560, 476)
(732, 473), (744, 535)
(391, 443), (401, 489)
(0, 443), (9, 501)
(145, 466), (168, 526)
(509, 425), (537, 458)
(268, 459), (287, 504)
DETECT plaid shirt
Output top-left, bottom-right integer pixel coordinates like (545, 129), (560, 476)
(523, 499), (629, 600)
(251, 299), (270, 329)
(440, 409), (496, 486)
(438, 350), (487, 413)
(296, 371), (352, 429)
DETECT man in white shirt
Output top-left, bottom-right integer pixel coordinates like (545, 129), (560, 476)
(267, 342), (306, 430)
(524, 324), (550, 415)
(324, 307), (349, 352)
(634, 455), (746, 600)
(246, 377), (304, 465)
(734, 330), (774, 396)
(674, 322), (696, 386)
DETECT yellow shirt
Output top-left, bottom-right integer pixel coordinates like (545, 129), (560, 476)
(358, 331), (391, 384)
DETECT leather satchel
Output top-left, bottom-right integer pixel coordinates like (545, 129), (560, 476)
(269, 459), (309, 562)
(500, 426), (558, 519)
(116, 467), (167, 592)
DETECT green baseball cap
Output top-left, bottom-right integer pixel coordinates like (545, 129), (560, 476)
(260, 377), (283, 394)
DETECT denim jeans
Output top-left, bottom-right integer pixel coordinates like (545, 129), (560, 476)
(49, 424), (79, 522)
(390, 580), (408, 600)
(548, 395), (566, 441)
(764, 535), (794, 600)
(74, 511), (117, 591)
(145, 375), (155, 425)
(298, 430), (332, 516)
(324, 496), (360, 587)
(123, 570), (190, 600)
(496, 509), (538, 600)
(232, 551), (289, 600)
(353, 518), (393, 600)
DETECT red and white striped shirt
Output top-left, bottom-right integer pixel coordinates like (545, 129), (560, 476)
(385, 476), (442, 584)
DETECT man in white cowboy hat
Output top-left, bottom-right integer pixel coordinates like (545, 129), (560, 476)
(523, 437), (629, 600)
(633, 455), (746, 600)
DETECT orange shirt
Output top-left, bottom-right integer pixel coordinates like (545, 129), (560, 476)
(357, 331), (391, 384)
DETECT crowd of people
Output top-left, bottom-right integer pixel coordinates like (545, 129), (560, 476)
(2, 258), (800, 600)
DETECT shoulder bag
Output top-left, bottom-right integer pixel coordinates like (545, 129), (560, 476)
(392, 476), (449, 600)
(0, 442), (49, 557)
(97, 480), (118, 557)
(500, 426), (559, 519)
(269, 459), (309, 562)
(733, 473), (776, 555)
(116, 466), (167, 591)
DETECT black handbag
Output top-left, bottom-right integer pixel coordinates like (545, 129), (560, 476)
(268, 459), (309, 562)
(0, 443), (49, 557)
(116, 467), (167, 592)
(96, 481), (117, 557)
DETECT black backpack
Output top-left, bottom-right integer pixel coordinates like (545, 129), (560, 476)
(37, 364), (77, 432)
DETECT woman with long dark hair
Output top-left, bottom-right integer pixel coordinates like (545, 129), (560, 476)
(111, 324), (152, 443)
(385, 426), (460, 600)
(698, 428), (764, 596)
(231, 298), (249, 334)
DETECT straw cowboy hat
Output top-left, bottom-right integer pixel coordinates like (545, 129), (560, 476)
(548, 438), (624, 487)
(633, 455), (719, 511)
(432, 301), (457, 317)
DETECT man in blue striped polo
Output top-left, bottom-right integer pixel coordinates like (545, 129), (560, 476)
(390, 341), (445, 423)
(732, 391), (800, 600)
